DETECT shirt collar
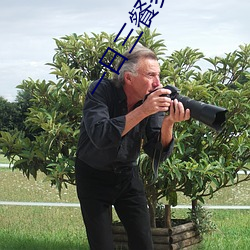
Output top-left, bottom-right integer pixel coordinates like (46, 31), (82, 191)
(115, 82), (143, 108)
(116, 85), (127, 104)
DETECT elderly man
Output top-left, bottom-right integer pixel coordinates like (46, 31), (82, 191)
(75, 44), (190, 250)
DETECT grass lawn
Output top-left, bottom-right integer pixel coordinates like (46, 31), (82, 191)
(0, 167), (88, 250)
(0, 160), (250, 249)
(200, 210), (250, 249)
(0, 151), (10, 164)
(0, 206), (88, 250)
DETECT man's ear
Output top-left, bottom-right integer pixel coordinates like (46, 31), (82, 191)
(124, 72), (133, 85)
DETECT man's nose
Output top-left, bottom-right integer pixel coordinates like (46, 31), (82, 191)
(153, 77), (162, 88)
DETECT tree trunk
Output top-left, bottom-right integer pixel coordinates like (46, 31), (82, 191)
(165, 204), (172, 228)
(192, 199), (197, 213)
(148, 198), (156, 228)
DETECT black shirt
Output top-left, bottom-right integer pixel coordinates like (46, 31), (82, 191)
(76, 78), (174, 172)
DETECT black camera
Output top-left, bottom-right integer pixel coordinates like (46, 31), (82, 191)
(148, 85), (228, 132)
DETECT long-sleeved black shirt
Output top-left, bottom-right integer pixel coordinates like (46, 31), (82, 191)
(76, 78), (174, 172)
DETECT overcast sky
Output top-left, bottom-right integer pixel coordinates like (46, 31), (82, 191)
(0, 0), (249, 101)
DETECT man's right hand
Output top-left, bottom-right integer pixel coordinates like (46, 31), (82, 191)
(141, 88), (172, 116)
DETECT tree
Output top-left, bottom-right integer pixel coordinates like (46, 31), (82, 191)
(0, 97), (20, 131)
(14, 86), (34, 132)
(0, 87), (33, 133)
(0, 30), (249, 227)
(0, 28), (165, 191)
(141, 45), (250, 226)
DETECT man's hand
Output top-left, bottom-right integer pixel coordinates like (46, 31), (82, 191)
(141, 88), (172, 116)
(167, 99), (190, 124)
(161, 99), (190, 147)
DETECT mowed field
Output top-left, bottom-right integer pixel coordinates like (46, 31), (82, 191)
(0, 153), (250, 250)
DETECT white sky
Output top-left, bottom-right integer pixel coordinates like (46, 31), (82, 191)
(0, 0), (249, 101)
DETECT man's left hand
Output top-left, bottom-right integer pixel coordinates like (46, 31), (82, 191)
(166, 99), (190, 124)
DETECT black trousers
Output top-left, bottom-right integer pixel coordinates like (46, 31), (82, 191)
(75, 158), (153, 250)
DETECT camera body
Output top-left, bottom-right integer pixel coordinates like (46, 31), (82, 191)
(160, 85), (180, 99)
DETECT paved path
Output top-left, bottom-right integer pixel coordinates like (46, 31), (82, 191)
(0, 201), (80, 207)
(0, 163), (12, 168)
(0, 201), (249, 209)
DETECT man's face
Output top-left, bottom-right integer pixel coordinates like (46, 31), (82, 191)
(129, 58), (162, 100)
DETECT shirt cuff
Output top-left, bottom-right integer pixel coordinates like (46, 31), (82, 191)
(110, 115), (126, 137)
(161, 137), (175, 160)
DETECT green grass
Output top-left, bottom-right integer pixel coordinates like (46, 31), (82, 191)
(0, 167), (89, 249)
(175, 176), (250, 206)
(170, 209), (250, 250)
(0, 167), (78, 203)
(0, 206), (89, 250)
(200, 210), (250, 250)
(0, 151), (10, 164)
(0, 166), (250, 249)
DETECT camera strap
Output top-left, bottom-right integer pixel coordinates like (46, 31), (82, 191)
(151, 133), (162, 180)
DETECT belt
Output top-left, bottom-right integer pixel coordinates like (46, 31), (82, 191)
(112, 166), (134, 174)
